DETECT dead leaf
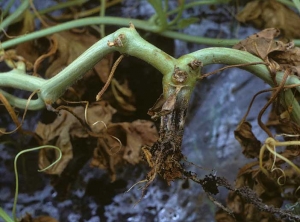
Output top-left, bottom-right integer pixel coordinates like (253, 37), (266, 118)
(234, 121), (261, 158)
(236, 0), (300, 38)
(36, 101), (116, 175)
(90, 119), (158, 181)
(233, 28), (289, 61)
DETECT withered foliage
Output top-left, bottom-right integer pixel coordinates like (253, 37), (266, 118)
(237, 0), (300, 38)
(213, 29), (300, 221)
(234, 121), (261, 158)
(233, 28), (300, 76)
(91, 120), (158, 181)
(36, 102), (116, 175)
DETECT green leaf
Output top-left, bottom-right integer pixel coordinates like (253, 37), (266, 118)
(177, 17), (199, 29)
(0, 208), (14, 222)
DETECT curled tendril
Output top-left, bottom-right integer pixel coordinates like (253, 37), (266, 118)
(259, 137), (300, 185)
(12, 145), (62, 221)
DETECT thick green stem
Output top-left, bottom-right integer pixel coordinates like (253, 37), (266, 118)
(0, 69), (45, 91)
(1, 28), (300, 126)
(0, 0), (29, 31)
(188, 47), (300, 124)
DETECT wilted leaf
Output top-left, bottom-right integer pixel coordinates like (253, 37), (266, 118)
(90, 119), (158, 181)
(233, 28), (300, 77)
(236, 0), (300, 38)
(234, 121), (261, 158)
(233, 28), (289, 60)
(36, 101), (116, 175)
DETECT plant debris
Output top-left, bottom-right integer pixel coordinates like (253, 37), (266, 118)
(236, 0), (300, 38)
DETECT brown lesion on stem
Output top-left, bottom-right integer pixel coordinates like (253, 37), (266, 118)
(144, 80), (191, 186)
(107, 34), (125, 47)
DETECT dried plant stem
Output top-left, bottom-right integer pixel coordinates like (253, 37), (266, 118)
(96, 54), (124, 101)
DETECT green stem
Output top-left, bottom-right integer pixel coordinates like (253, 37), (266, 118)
(0, 69), (45, 91)
(0, 208), (14, 222)
(0, 89), (44, 110)
(12, 145), (62, 221)
(41, 26), (176, 106)
(2, 0), (16, 18)
(1, 28), (300, 126)
(37, 0), (89, 15)
(277, 0), (297, 8)
(167, 0), (230, 16)
(0, 0), (29, 31)
(168, 0), (185, 27)
(292, 0), (300, 13)
(148, 0), (168, 31)
(100, 0), (106, 37)
(1, 17), (155, 49)
(187, 47), (300, 124)
(161, 30), (240, 46)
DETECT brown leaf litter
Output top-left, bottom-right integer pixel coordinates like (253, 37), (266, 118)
(236, 0), (300, 38)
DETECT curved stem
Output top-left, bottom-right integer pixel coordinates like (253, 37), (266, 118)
(2, 0), (16, 18)
(0, 69), (46, 91)
(161, 31), (241, 46)
(41, 26), (176, 105)
(12, 145), (62, 221)
(188, 47), (300, 124)
(1, 17), (156, 49)
(0, 89), (44, 110)
(0, 0), (29, 31)
(0, 208), (14, 222)
(37, 0), (89, 15)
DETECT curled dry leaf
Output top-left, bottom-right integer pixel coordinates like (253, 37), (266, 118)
(233, 28), (289, 61)
(234, 121), (261, 158)
(90, 119), (158, 181)
(36, 101), (116, 175)
(236, 0), (300, 38)
(233, 28), (300, 77)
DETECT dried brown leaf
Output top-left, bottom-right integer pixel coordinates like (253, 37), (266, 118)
(237, 0), (300, 38)
(36, 101), (116, 175)
(234, 121), (261, 158)
(233, 28), (289, 60)
(90, 120), (158, 181)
